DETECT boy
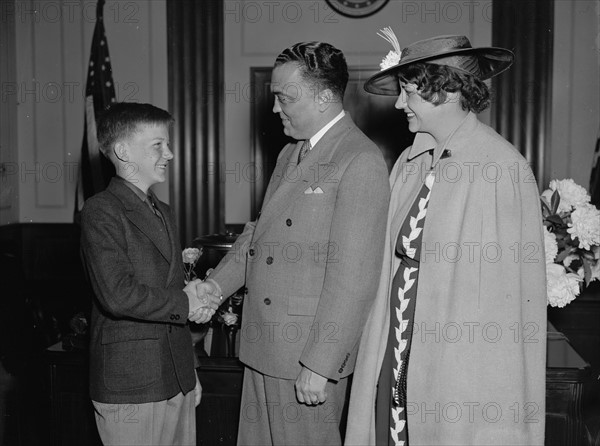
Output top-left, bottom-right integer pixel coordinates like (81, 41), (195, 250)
(80, 102), (218, 445)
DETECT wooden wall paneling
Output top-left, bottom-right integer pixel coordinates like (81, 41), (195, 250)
(0, 0), (19, 224)
(491, 0), (554, 188)
(167, 0), (224, 245)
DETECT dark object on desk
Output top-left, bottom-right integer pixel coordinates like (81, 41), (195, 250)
(61, 333), (88, 352)
(62, 312), (90, 351)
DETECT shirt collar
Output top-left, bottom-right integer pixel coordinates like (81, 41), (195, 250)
(115, 175), (149, 202)
(309, 110), (345, 148)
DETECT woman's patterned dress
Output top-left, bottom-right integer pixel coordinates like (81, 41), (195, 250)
(375, 173), (435, 446)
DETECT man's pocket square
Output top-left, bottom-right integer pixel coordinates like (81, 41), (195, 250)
(304, 186), (324, 194)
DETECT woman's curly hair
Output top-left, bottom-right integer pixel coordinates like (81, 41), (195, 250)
(399, 63), (491, 113)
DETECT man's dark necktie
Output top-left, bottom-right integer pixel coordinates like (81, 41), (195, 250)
(297, 139), (311, 164)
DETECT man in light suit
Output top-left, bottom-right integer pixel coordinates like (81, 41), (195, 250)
(199, 42), (390, 445)
(80, 102), (219, 445)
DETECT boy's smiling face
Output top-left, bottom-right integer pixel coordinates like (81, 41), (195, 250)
(117, 123), (172, 193)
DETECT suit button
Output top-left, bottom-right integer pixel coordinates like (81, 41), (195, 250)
(266, 256), (273, 265)
(170, 315), (175, 320)
(249, 248), (255, 257)
(264, 298), (271, 305)
(176, 315), (180, 320)
(286, 218), (292, 226)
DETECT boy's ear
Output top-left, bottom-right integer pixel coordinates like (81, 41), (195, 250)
(113, 142), (128, 162)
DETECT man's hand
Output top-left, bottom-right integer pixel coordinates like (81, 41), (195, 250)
(295, 366), (328, 405)
(196, 280), (222, 305)
(194, 372), (202, 407)
(186, 279), (223, 324)
(184, 279), (217, 322)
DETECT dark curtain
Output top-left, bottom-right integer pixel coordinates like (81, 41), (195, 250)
(167, 0), (224, 246)
(491, 0), (554, 188)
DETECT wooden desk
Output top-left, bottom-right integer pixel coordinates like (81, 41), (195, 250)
(45, 343), (101, 446)
(545, 324), (591, 446)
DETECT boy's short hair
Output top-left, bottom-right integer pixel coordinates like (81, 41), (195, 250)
(399, 63), (491, 113)
(97, 102), (174, 158)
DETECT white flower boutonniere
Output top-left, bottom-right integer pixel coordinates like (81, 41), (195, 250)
(182, 247), (203, 284)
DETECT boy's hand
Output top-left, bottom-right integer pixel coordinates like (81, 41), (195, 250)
(189, 307), (214, 324)
(184, 279), (223, 323)
(184, 280), (214, 317)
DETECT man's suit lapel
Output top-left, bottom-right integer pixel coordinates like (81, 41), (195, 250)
(108, 180), (173, 266)
(253, 141), (304, 239)
(253, 115), (355, 240)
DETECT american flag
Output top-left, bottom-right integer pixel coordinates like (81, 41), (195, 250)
(74, 0), (116, 218)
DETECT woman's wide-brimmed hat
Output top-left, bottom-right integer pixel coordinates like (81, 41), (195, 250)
(365, 32), (514, 96)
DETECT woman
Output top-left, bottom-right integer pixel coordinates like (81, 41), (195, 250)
(345, 34), (547, 445)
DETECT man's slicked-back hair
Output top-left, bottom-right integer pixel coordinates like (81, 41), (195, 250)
(97, 102), (174, 157)
(275, 42), (349, 101)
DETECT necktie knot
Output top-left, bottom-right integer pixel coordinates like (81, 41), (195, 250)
(297, 139), (311, 164)
(146, 194), (166, 226)
(146, 195), (157, 211)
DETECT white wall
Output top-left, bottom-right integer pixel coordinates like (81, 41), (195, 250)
(0, 0), (167, 224)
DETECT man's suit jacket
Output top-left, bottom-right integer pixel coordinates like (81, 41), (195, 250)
(81, 177), (195, 404)
(211, 114), (390, 381)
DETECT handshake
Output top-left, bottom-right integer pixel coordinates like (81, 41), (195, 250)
(183, 279), (223, 324)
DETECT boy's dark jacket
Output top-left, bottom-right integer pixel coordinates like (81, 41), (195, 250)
(81, 177), (195, 404)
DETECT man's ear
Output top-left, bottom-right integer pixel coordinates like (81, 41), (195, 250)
(317, 88), (334, 111)
(113, 141), (128, 162)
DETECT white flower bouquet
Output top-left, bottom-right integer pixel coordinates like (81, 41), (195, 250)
(541, 179), (600, 307)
